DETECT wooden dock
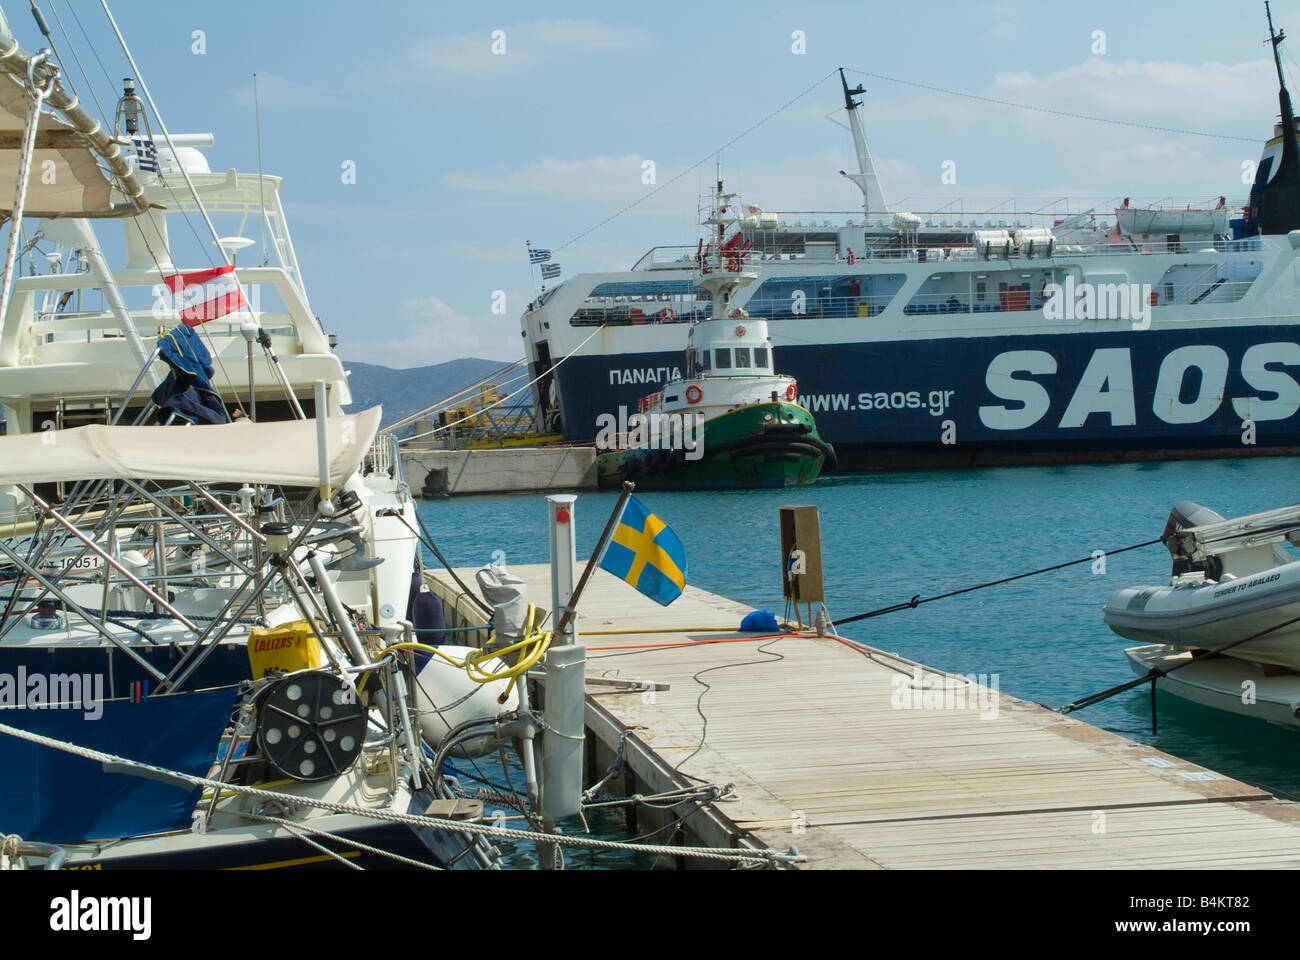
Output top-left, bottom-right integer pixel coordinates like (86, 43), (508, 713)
(426, 563), (1300, 869)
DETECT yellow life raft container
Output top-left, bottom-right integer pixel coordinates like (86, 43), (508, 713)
(247, 620), (323, 678)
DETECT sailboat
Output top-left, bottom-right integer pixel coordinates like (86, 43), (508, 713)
(0, 6), (519, 868)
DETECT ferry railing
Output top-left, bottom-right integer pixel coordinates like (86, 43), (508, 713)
(568, 264), (1269, 329)
(628, 234), (1278, 273)
(744, 293), (901, 320)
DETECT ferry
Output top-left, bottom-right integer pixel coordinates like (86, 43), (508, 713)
(522, 48), (1300, 472)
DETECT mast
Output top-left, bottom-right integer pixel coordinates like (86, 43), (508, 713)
(1246, 2), (1300, 235)
(695, 159), (753, 318)
(837, 68), (888, 221)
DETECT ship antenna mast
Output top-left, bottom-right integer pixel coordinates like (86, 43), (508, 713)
(1268, 0), (1288, 90)
(836, 67), (888, 222)
(1248, 1), (1300, 236)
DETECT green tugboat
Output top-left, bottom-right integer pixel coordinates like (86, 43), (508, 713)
(595, 247), (834, 490)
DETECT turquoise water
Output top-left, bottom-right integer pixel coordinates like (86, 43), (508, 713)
(418, 455), (1300, 865)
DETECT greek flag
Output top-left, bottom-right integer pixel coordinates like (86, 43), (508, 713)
(132, 138), (158, 173)
(598, 496), (687, 606)
(529, 248), (551, 264)
(541, 263), (561, 280)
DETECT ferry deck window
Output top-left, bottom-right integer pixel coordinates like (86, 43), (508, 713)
(699, 350), (711, 371)
(714, 349), (732, 369)
(734, 347), (751, 369)
(752, 347), (768, 369)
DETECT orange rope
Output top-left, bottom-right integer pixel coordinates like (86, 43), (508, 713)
(588, 632), (814, 652)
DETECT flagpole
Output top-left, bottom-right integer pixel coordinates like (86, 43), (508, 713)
(554, 481), (634, 637)
(526, 240), (539, 297)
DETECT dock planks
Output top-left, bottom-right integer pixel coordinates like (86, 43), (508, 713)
(427, 563), (1300, 869)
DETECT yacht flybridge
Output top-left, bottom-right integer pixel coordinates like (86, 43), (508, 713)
(0, 70), (345, 502)
(0, 9), (510, 870)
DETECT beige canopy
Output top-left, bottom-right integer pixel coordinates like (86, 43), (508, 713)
(0, 7), (150, 219)
(0, 407), (383, 488)
(0, 72), (122, 218)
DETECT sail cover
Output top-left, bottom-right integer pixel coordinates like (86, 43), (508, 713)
(0, 407), (383, 488)
(0, 72), (122, 218)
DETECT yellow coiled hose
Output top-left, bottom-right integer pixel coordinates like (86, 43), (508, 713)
(379, 603), (551, 703)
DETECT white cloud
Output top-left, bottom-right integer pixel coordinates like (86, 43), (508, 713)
(400, 19), (653, 78)
(985, 57), (1273, 139)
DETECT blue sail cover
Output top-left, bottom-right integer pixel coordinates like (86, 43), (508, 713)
(0, 687), (238, 844)
(150, 324), (229, 425)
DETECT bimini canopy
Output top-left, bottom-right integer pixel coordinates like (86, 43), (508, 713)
(0, 407), (382, 488)
(0, 8), (150, 219)
(0, 72), (118, 218)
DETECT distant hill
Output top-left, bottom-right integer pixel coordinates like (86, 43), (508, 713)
(341, 357), (523, 427)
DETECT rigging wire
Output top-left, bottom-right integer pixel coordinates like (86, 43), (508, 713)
(554, 69), (840, 252)
(551, 58), (1263, 256)
(97, 0), (270, 420)
(841, 66), (1261, 143)
(398, 510), (492, 617)
(28, 0), (249, 418)
(63, 0), (115, 93)
(834, 537), (1164, 626)
(397, 322), (608, 445)
(382, 357), (528, 433)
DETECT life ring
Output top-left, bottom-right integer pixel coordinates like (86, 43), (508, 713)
(659, 307), (676, 321)
(785, 383), (797, 401)
(685, 385), (703, 404)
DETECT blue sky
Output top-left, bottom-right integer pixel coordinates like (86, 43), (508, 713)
(12, 0), (1298, 367)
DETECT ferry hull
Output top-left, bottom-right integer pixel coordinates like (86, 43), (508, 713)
(596, 401), (827, 490)
(554, 322), (1300, 468)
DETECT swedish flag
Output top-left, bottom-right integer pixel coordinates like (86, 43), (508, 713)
(598, 496), (687, 606)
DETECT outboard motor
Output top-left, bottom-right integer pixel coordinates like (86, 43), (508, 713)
(1162, 501), (1227, 579)
(475, 565), (529, 642)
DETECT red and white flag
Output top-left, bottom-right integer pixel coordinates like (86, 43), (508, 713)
(162, 265), (246, 326)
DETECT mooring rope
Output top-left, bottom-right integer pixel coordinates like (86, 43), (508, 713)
(0, 50), (54, 327)
(0, 720), (797, 866)
(835, 537), (1163, 625)
(402, 512), (493, 618)
(1059, 612), (1300, 730)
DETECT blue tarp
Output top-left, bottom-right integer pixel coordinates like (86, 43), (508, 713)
(150, 324), (229, 425)
(0, 686), (238, 844)
(739, 609), (779, 632)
